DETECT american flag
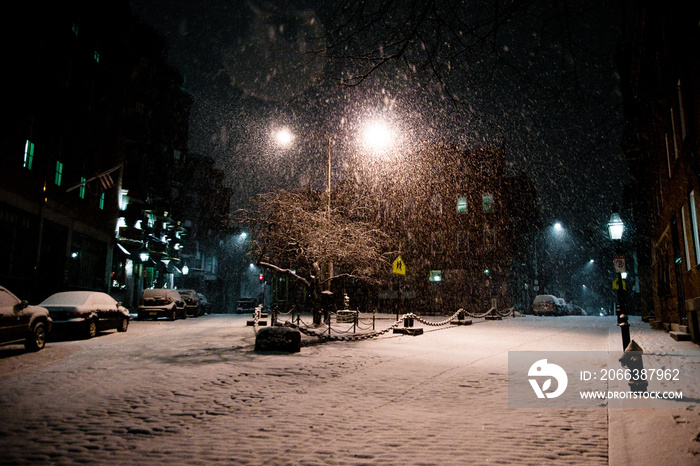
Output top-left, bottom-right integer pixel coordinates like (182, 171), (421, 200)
(98, 173), (114, 190)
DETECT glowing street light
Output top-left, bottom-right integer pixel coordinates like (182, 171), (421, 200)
(607, 210), (624, 241)
(273, 122), (394, 215)
(361, 121), (392, 151)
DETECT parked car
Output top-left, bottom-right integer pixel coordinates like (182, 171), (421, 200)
(236, 298), (258, 314)
(137, 289), (186, 320)
(532, 294), (563, 316)
(196, 292), (211, 314)
(0, 286), (52, 351)
(178, 289), (202, 317)
(39, 291), (129, 339)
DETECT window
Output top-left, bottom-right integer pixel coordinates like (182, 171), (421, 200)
(93, 50), (100, 63)
(431, 231), (444, 254)
(670, 108), (679, 160)
(79, 177), (86, 199)
(665, 134), (672, 178)
(484, 227), (496, 250)
(482, 194), (494, 213)
(23, 140), (34, 169)
(72, 23), (79, 36)
(458, 230), (469, 253)
(691, 190), (700, 266)
(429, 270), (442, 282)
(457, 196), (467, 213)
(677, 79), (687, 140)
(119, 189), (128, 211)
(430, 194), (442, 215)
(99, 193), (105, 210)
(682, 204), (691, 270)
(54, 161), (63, 186)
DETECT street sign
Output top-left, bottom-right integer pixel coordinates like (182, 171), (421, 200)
(612, 277), (627, 290)
(613, 255), (626, 273)
(392, 256), (406, 276)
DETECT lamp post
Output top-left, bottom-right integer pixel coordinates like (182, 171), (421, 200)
(608, 203), (630, 351)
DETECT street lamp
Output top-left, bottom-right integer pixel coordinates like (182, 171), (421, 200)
(608, 203), (630, 351)
(274, 123), (393, 216)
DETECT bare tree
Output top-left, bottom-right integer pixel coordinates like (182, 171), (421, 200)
(315, 0), (614, 106)
(237, 189), (392, 319)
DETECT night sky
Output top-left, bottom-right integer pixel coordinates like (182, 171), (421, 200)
(129, 0), (630, 266)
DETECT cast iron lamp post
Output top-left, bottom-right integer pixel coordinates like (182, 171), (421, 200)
(608, 203), (630, 351)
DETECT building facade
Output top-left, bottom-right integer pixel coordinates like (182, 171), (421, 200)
(360, 142), (529, 315)
(618, 1), (700, 342)
(3, 2), (230, 311)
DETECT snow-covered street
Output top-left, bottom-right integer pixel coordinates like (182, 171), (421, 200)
(0, 314), (698, 465)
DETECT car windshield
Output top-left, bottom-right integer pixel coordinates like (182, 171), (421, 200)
(40, 292), (92, 306)
(144, 289), (169, 298)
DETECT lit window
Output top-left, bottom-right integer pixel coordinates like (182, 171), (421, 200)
(72, 23), (79, 36)
(429, 270), (442, 282)
(99, 193), (105, 210)
(119, 189), (128, 211)
(457, 197), (467, 213)
(482, 194), (494, 213)
(94, 51), (100, 63)
(55, 161), (63, 186)
(23, 140), (34, 169)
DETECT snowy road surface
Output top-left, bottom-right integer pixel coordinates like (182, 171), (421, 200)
(0, 314), (698, 465)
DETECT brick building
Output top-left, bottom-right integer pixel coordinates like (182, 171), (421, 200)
(617, 1), (700, 342)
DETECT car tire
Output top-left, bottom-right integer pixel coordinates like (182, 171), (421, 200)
(85, 320), (97, 339)
(170, 310), (176, 321)
(25, 321), (47, 352)
(117, 317), (128, 332)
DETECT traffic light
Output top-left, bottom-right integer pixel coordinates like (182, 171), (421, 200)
(259, 274), (264, 282)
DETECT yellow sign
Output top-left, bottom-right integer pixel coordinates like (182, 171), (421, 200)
(612, 277), (627, 290)
(392, 256), (406, 276)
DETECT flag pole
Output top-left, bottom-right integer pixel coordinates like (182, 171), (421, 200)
(65, 164), (123, 192)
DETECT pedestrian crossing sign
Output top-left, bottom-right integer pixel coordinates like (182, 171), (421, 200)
(392, 256), (406, 276)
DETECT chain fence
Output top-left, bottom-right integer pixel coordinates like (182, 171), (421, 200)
(251, 305), (519, 343)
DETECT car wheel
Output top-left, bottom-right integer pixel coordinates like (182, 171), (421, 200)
(85, 319), (97, 339)
(25, 321), (46, 352)
(170, 310), (176, 321)
(117, 317), (128, 332)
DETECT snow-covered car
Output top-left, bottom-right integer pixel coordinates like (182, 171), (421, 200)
(0, 286), (52, 351)
(39, 291), (129, 339)
(137, 289), (186, 320)
(532, 294), (561, 316)
(196, 292), (211, 314)
(236, 298), (257, 314)
(178, 289), (202, 317)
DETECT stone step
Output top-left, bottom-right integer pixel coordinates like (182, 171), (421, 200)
(670, 323), (689, 333)
(669, 331), (691, 341)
